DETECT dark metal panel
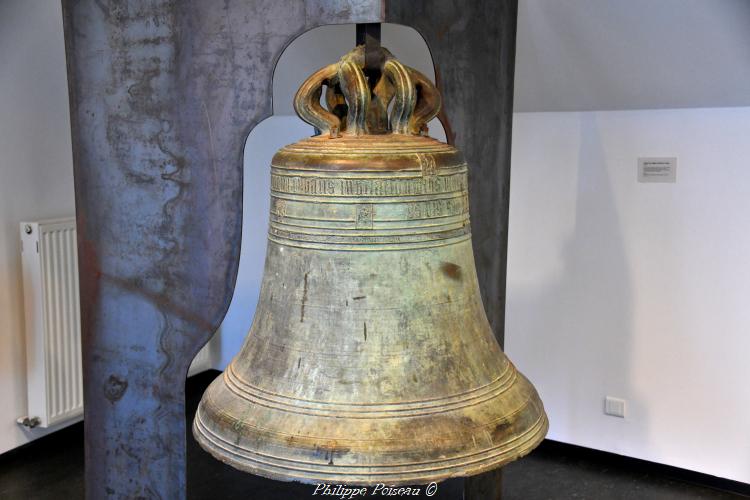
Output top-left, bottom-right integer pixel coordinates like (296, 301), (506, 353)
(386, 0), (519, 346)
(465, 467), (504, 500)
(63, 1), (385, 498)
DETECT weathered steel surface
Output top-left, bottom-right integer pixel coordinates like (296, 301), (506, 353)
(464, 467), (504, 500)
(62, 2), (386, 498)
(62, 0), (519, 498)
(194, 46), (545, 486)
(386, 1), (520, 346)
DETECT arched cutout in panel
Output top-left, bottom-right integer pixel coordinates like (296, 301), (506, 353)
(214, 24), (445, 368)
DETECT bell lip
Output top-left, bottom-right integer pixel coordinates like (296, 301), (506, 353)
(192, 404), (548, 487)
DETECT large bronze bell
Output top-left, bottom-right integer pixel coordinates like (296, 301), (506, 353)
(194, 46), (547, 486)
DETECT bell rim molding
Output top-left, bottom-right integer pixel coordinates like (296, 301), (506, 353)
(193, 408), (548, 486)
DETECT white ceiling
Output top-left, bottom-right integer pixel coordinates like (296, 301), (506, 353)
(514, 0), (750, 112)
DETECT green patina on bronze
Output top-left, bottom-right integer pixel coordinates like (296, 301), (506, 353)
(194, 46), (547, 486)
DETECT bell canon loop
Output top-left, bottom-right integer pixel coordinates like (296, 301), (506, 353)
(194, 45), (548, 486)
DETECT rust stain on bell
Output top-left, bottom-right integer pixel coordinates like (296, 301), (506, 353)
(194, 46), (547, 486)
(440, 262), (462, 281)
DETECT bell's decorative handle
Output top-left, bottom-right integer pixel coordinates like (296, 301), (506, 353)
(294, 63), (341, 138)
(338, 49), (370, 135)
(293, 46), (441, 137)
(381, 58), (416, 134)
(406, 67), (441, 135)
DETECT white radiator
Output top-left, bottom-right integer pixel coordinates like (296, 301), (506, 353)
(18, 218), (216, 429)
(19, 218), (82, 428)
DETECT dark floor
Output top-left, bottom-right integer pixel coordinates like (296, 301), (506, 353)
(1, 371), (747, 500)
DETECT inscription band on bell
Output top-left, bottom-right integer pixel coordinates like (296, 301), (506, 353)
(270, 171), (468, 197)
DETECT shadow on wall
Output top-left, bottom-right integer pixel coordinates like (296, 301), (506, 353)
(212, 24), (445, 369)
(507, 113), (649, 455)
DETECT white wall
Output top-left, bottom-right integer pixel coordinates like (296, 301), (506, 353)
(515, 0), (750, 112)
(506, 108), (750, 483)
(0, 0), (76, 453)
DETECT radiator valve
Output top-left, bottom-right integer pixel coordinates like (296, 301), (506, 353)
(17, 416), (41, 429)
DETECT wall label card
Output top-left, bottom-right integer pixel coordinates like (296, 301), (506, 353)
(638, 157), (677, 183)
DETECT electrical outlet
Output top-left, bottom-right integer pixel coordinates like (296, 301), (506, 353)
(604, 397), (626, 418)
